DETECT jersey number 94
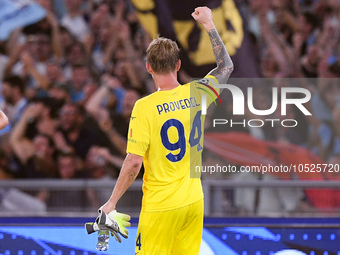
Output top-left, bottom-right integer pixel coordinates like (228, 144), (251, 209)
(160, 111), (202, 162)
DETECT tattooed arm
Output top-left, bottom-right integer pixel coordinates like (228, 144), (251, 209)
(192, 7), (234, 84)
(206, 28), (234, 84)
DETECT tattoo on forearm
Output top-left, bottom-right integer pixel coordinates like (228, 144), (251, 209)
(207, 28), (234, 83)
(127, 172), (136, 182)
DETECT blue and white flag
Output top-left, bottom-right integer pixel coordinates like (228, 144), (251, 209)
(0, 0), (46, 41)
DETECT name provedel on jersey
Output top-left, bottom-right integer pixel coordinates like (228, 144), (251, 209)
(156, 97), (200, 115)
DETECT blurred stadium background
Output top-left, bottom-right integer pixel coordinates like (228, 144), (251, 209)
(1, 0), (340, 254)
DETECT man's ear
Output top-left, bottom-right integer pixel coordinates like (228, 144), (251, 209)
(176, 59), (181, 71)
(146, 62), (154, 75)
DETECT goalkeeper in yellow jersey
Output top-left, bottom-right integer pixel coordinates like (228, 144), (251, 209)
(89, 6), (234, 254)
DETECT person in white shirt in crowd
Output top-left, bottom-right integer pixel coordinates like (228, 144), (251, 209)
(61, 0), (90, 42)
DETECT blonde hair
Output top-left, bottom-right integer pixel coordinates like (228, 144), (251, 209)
(146, 37), (180, 74)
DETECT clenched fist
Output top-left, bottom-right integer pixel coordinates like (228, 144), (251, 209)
(191, 7), (215, 31)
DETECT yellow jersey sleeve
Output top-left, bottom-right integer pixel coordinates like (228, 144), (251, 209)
(191, 74), (220, 107)
(126, 100), (150, 156)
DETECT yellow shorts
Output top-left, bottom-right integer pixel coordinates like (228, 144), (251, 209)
(135, 199), (203, 255)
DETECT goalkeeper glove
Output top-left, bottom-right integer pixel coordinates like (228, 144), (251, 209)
(85, 209), (131, 243)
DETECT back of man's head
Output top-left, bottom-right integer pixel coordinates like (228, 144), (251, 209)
(146, 37), (180, 74)
(3, 75), (25, 95)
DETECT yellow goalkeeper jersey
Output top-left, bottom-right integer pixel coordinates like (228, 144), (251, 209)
(127, 75), (219, 212)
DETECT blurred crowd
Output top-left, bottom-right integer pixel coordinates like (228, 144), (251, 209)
(203, 0), (340, 160)
(0, 0), (340, 213)
(240, 0), (340, 159)
(0, 0), (154, 210)
(0, 0), (152, 177)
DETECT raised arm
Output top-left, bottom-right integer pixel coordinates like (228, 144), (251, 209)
(192, 7), (234, 84)
(9, 104), (39, 164)
(46, 11), (64, 61)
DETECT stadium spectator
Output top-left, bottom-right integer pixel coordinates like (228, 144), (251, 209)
(57, 152), (88, 178)
(27, 97), (62, 139)
(5, 12), (63, 89)
(69, 64), (92, 102)
(46, 61), (67, 84)
(63, 42), (89, 79)
(61, 0), (90, 42)
(59, 26), (77, 55)
(56, 103), (103, 159)
(0, 75), (27, 127)
(86, 75), (140, 155)
(48, 83), (72, 104)
(85, 146), (124, 178)
(111, 88), (140, 137)
(9, 104), (58, 178)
